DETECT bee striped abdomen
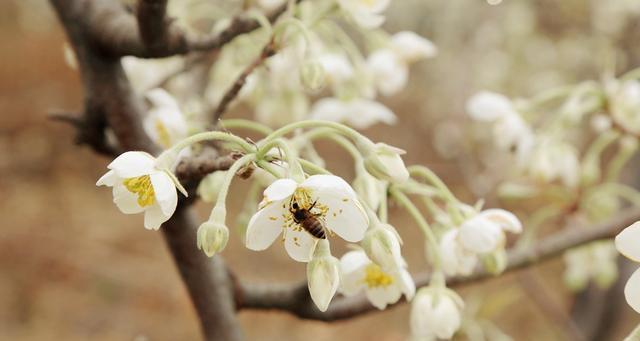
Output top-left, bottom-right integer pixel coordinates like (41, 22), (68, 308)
(301, 217), (326, 239)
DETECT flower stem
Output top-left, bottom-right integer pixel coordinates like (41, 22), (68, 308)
(257, 138), (304, 182)
(390, 188), (441, 271)
(263, 120), (374, 150)
(302, 128), (364, 162)
(211, 154), (257, 218)
(220, 119), (273, 136)
(157, 131), (254, 167)
(408, 166), (457, 203)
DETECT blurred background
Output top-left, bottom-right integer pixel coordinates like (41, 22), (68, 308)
(2, 0), (640, 340)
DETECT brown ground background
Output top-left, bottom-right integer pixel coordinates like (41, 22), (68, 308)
(1, 0), (640, 340)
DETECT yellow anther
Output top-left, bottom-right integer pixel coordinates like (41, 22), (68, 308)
(123, 175), (156, 207)
(155, 120), (172, 148)
(363, 263), (394, 288)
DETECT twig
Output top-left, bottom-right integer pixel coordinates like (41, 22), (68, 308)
(211, 38), (277, 123)
(82, 0), (297, 58)
(236, 207), (640, 321)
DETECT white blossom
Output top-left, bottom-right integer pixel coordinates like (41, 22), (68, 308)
(121, 56), (183, 94)
(337, 0), (391, 29)
(245, 175), (369, 262)
(527, 137), (580, 188)
(367, 49), (408, 96)
(439, 229), (478, 276)
(307, 240), (341, 311)
(410, 287), (464, 340)
(606, 79), (640, 135)
(458, 209), (522, 254)
(339, 250), (414, 310)
(310, 97), (397, 129)
(363, 142), (410, 183)
(564, 241), (618, 291)
(143, 88), (188, 149)
(390, 31), (438, 63)
(615, 221), (640, 313)
(96, 151), (187, 230)
(361, 224), (405, 271)
(466, 91), (535, 159)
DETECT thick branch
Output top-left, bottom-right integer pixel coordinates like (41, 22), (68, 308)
(136, 0), (171, 54)
(162, 206), (242, 340)
(237, 207), (640, 321)
(50, 1), (243, 339)
(79, 0), (294, 58)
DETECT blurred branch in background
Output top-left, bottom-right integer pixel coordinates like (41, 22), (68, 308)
(238, 207), (640, 321)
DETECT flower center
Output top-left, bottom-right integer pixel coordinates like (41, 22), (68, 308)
(155, 120), (172, 148)
(123, 175), (156, 207)
(363, 263), (394, 288)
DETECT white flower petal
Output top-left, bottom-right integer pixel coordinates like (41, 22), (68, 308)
(150, 172), (178, 216)
(263, 178), (298, 203)
(112, 184), (145, 214)
(391, 31), (438, 62)
(367, 50), (408, 96)
(322, 196), (368, 242)
(397, 268), (416, 300)
(478, 208), (522, 233)
(310, 98), (347, 123)
(352, 11), (386, 29)
(108, 151), (156, 178)
(245, 201), (286, 251)
(144, 203), (169, 230)
(339, 250), (370, 296)
(625, 267), (640, 313)
(458, 216), (505, 254)
(466, 91), (515, 122)
(307, 255), (340, 312)
(96, 170), (118, 186)
(285, 228), (318, 262)
(616, 222), (640, 262)
(346, 99), (397, 129)
(366, 285), (401, 310)
(301, 175), (358, 199)
(145, 88), (180, 110)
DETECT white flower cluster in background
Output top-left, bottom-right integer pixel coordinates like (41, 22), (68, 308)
(463, 68), (640, 310)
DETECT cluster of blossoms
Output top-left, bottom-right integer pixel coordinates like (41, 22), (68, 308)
(87, 0), (533, 338)
(96, 113), (525, 338)
(464, 68), (640, 312)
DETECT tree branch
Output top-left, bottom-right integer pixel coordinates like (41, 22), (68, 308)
(236, 207), (640, 321)
(211, 38), (276, 123)
(77, 0), (295, 58)
(50, 1), (243, 339)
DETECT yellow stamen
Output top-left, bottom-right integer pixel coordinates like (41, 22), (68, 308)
(155, 120), (172, 148)
(123, 175), (156, 207)
(363, 263), (394, 288)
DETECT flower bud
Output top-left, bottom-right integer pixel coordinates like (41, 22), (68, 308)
(300, 60), (326, 92)
(361, 224), (404, 271)
(410, 287), (463, 340)
(307, 240), (340, 312)
(352, 168), (385, 211)
(481, 249), (507, 275)
(197, 205), (229, 257)
(362, 142), (410, 183)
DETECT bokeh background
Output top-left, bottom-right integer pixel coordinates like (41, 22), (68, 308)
(2, 0), (640, 340)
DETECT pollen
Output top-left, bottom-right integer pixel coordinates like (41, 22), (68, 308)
(363, 263), (394, 288)
(155, 120), (172, 148)
(123, 175), (156, 207)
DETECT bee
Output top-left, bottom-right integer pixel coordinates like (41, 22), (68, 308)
(289, 198), (326, 239)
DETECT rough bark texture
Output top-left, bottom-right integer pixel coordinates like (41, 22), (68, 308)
(49, 1), (243, 339)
